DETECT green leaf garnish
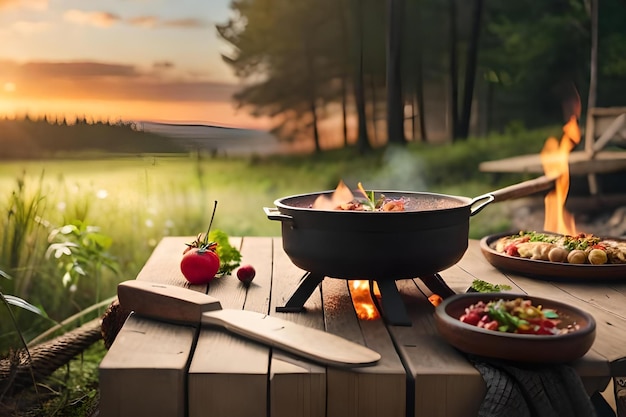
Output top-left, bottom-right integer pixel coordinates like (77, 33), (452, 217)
(471, 279), (512, 293)
(208, 229), (242, 276)
(542, 309), (559, 319)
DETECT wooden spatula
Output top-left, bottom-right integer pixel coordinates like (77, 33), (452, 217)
(117, 280), (381, 368)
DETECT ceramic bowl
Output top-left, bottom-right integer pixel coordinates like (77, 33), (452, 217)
(434, 292), (596, 363)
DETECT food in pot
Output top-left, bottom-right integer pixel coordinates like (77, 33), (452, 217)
(493, 231), (626, 264)
(459, 298), (579, 335)
(310, 181), (464, 212)
(313, 181), (408, 211)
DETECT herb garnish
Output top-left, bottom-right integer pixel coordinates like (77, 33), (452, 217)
(471, 279), (512, 293)
(208, 229), (242, 275)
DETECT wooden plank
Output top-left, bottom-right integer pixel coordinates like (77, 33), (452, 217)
(589, 108), (626, 145)
(592, 113), (626, 154)
(389, 279), (485, 417)
(187, 329), (269, 417)
(270, 237), (326, 417)
(479, 150), (626, 175)
(586, 108), (626, 193)
(322, 278), (407, 417)
(99, 236), (204, 417)
(99, 314), (196, 417)
(187, 236), (271, 417)
(101, 236), (626, 416)
(590, 107), (626, 117)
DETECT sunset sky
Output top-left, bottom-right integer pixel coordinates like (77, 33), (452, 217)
(0, 0), (271, 129)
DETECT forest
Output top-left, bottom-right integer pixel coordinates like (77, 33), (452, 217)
(4, 1), (626, 158)
(0, 117), (185, 159)
(216, 0), (626, 151)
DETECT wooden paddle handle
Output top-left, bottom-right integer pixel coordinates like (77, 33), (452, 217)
(201, 309), (381, 367)
(118, 280), (381, 367)
(117, 280), (222, 325)
(489, 175), (556, 202)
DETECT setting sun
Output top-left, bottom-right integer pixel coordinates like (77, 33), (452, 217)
(3, 82), (16, 93)
(0, 0), (269, 130)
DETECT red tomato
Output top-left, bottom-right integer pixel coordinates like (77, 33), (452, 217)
(460, 312), (482, 325)
(180, 248), (220, 284)
(504, 243), (519, 257)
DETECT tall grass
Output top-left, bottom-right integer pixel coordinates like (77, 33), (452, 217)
(1, 172), (48, 298)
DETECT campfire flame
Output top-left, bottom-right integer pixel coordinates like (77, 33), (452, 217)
(313, 180), (355, 210)
(318, 180), (381, 320)
(539, 95), (581, 235)
(348, 280), (381, 320)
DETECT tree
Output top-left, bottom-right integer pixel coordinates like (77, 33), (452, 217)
(352, 0), (372, 152)
(447, 0), (459, 139)
(404, 0), (427, 142)
(214, 0), (626, 150)
(457, 0), (484, 139)
(386, 0), (407, 145)
(479, 1), (591, 128)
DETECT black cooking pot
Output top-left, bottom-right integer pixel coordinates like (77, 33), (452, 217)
(264, 177), (555, 281)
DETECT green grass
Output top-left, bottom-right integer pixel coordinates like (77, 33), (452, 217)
(0, 135), (550, 331)
(0, 138), (549, 307)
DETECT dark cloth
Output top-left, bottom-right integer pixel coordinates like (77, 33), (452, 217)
(469, 356), (598, 417)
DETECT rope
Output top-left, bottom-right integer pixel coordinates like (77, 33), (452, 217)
(0, 318), (102, 398)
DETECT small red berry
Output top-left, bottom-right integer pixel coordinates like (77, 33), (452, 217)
(237, 264), (256, 284)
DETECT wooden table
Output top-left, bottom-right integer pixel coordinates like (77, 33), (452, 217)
(99, 236), (626, 417)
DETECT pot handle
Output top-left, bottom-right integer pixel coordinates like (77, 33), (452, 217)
(469, 194), (495, 217)
(264, 207), (294, 224)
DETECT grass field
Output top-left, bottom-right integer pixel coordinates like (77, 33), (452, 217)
(0, 145), (538, 297)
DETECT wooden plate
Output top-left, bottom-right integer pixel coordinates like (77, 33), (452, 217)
(480, 231), (626, 281)
(434, 292), (596, 363)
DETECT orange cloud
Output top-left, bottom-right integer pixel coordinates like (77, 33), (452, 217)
(0, 0), (18, 8)
(20, 61), (139, 78)
(126, 15), (209, 29)
(63, 9), (121, 28)
(3, 59), (240, 103)
(0, 0), (47, 10)
(127, 15), (158, 28)
(159, 18), (209, 29)
(0, 58), (274, 129)
(62, 10), (209, 30)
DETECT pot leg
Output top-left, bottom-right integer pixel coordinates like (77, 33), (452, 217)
(420, 274), (456, 298)
(374, 279), (412, 326)
(276, 272), (325, 312)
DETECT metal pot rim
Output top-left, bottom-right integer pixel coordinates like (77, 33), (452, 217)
(273, 189), (474, 214)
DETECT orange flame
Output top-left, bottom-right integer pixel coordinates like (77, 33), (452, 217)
(313, 179), (354, 210)
(540, 94), (581, 235)
(348, 280), (381, 320)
